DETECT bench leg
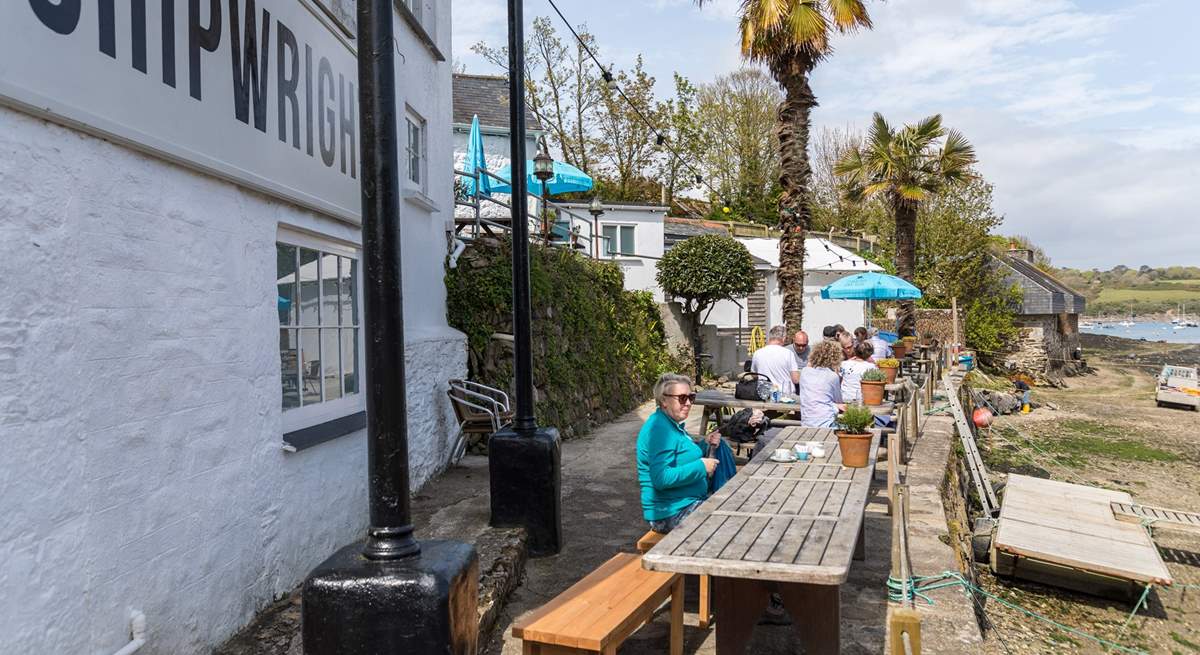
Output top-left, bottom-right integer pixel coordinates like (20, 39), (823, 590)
(670, 575), (684, 655)
(712, 576), (771, 655)
(698, 574), (712, 630)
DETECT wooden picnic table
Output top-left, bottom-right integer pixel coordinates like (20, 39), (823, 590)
(695, 390), (893, 433)
(642, 426), (879, 654)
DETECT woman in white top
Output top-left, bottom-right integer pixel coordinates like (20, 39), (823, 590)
(798, 341), (846, 428)
(839, 341), (879, 403)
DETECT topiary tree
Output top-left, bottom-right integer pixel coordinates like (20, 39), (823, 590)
(656, 234), (758, 382)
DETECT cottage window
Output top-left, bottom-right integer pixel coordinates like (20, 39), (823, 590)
(406, 111), (426, 189)
(277, 234), (364, 449)
(602, 224), (635, 256)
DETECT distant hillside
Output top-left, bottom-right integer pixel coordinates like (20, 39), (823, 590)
(1051, 265), (1200, 317)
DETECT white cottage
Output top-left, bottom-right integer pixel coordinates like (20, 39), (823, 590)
(0, 1), (462, 653)
(560, 202), (668, 301)
(704, 238), (883, 338)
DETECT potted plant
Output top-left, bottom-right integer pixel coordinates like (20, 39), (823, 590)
(876, 358), (900, 384)
(860, 368), (887, 406)
(836, 403), (875, 468)
(892, 341), (908, 359)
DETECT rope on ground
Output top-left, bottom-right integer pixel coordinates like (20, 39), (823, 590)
(885, 571), (1149, 654)
(923, 403), (951, 415)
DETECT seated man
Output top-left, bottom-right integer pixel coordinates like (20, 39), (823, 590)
(751, 325), (800, 394)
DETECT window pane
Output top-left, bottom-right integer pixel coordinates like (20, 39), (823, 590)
(280, 329), (300, 410)
(342, 328), (359, 395)
(602, 226), (618, 255)
(277, 244), (297, 325)
(339, 256), (358, 325)
(407, 120), (420, 184)
(321, 253), (340, 326)
(300, 328), (322, 405)
(298, 248), (320, 326)
(322, 328), (342, 401)
(620, 226), (635, 255)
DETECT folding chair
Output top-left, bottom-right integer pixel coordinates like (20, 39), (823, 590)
(446, 379), (513, 464)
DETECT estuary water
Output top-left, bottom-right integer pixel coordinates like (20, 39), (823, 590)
(1081, 321), (1200, 344)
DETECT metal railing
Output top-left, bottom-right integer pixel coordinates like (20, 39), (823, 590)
(453, 167), (662, 263)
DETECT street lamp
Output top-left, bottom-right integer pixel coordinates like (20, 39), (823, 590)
(533, 144), (554, 241)
(487, 0), (563, 558)
(588, 196), (605, 258)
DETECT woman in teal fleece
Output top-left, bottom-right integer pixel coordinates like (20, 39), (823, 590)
(637, 373), (721, 533)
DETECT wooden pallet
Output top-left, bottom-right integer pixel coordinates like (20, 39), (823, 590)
(1111, 501), (1200, 535)
(992, 475), (1172, 599)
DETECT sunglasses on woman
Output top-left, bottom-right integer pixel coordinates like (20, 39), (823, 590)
(664, 393), (697, 404)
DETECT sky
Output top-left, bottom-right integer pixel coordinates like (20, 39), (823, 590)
(452, 0), (1200, 269)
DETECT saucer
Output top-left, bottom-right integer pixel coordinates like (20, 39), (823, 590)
(768, 454), (797, 463)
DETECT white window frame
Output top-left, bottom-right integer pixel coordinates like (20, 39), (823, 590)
(601, 222), (637, 257)
(405, 108), (426, 191)
(277, 227), (366, 438)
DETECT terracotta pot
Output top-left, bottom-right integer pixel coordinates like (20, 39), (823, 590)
(836, 431), (873, 468)
(892, 344), (907, 359)
(880, 366), (898, 384)
(860, 380), (886, 406)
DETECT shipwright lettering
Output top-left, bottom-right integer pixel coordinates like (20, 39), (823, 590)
(24, 0), (357, 181)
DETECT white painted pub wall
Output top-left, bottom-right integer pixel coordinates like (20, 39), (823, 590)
(0, 9), (463, 655)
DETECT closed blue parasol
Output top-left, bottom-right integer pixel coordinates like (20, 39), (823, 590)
(462, 115), (492, 197)
(820, 272), (922, 300)
(490, 159), (593, 195)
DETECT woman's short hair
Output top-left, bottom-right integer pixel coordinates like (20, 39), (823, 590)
(654, 373), (693, 406)
(809, 340), (843, 370)
(855, 341), (875, 360)
(854, 327), (869, 342)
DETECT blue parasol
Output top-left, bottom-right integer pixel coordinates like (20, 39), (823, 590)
(820, 272), (922, 300)
(462, 115), (492, 197)
(490, 159), (593, 195)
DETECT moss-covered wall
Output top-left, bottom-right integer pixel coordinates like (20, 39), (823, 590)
(446, 237), (683, 444)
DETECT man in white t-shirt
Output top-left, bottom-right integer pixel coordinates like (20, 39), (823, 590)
(751, 325), (800, 393)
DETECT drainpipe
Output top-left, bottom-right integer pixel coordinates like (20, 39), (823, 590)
(110, 611), (146, 655)
(447, 236), (467, 269)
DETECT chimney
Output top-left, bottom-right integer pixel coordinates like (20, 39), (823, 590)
(1008, 244), (1035, 264)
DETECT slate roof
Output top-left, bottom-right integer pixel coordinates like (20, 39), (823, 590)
(997, 253), (1087, 315)
(663, 216), (730, 248)
(452, 74), (542, 131)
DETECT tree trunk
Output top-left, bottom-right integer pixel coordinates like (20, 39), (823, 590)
(894, 197), (919, 336)
(773, 56), (817, 334)
(688, 308), (705, 384)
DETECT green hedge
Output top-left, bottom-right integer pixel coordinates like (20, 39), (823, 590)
(446, 238), (683, 439)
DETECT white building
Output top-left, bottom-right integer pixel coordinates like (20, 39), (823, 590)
(705, 238), (884, 337)
(561, 202), (668, 302)
(0, 1), (462, 653)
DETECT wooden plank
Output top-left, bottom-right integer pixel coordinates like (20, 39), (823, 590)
(711, 511), (841, 520)
(1112, 502), (1200, 535)
(718, 515), (771, 560)
(768, 519), (817, 564)
(742, 516), (793, 562)
(670, 513), (729, 558)
(694, 515), (750, 559)
(994, 475), (1172, 586)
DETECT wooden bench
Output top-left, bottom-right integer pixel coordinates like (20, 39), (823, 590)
(637, 530), (711, 629)
(512, 552), (683, 655)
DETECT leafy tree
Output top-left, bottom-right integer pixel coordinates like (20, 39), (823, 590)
(697, 0), (873, 334)
(654, 74), (703, 208)
(657, 235), (758, 381)
(472, 17), (602, 174)
(835, 113), (977, 336)
(694, 68), (782, 225)
(593, 56), (664, 201)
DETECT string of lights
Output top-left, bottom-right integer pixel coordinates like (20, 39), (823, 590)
(543, 0), (730, 207)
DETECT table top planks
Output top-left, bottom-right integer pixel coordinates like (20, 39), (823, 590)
(642, 426), (877, 585)
(695, 389), (803, 413)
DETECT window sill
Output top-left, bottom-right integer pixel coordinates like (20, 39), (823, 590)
(404, 187), (441, 213)
(282, 411), (366, 452)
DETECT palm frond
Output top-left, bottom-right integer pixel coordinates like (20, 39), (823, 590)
(862, 181), (892, 198)
(750, 0), (789, 30)
(866, 112), (893, 151)
(786, 0), (829, 50)
(896, 184), (928, 201)
(939, 129), (978, 173)
(825, 0), (872, 31)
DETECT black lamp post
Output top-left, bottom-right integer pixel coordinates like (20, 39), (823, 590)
(488, 0), (563, 557)
(588, 196), (605, 258)
(533, 145), (554, 241)
(301, 2), (476, 652)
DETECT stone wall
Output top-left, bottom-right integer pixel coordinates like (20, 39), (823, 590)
(446, 239), (682, 446)
(872, 308), (961, 343)
(994, 314), (1084, 383)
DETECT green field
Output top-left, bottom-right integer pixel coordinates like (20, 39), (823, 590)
(1159, 279), (1200, 285)
(1096, 287), (1200, 303)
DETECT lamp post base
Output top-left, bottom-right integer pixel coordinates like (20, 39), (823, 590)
(489, 426), (562, 556)
(302, 539), (478, 655)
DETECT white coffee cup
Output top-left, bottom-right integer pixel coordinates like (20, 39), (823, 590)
(773, 448), (792, 460)
(811, 444), (827, 458)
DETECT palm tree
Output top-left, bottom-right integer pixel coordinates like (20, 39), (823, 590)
(835, 112), (977, 335)
(697, 0), (872, 333)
